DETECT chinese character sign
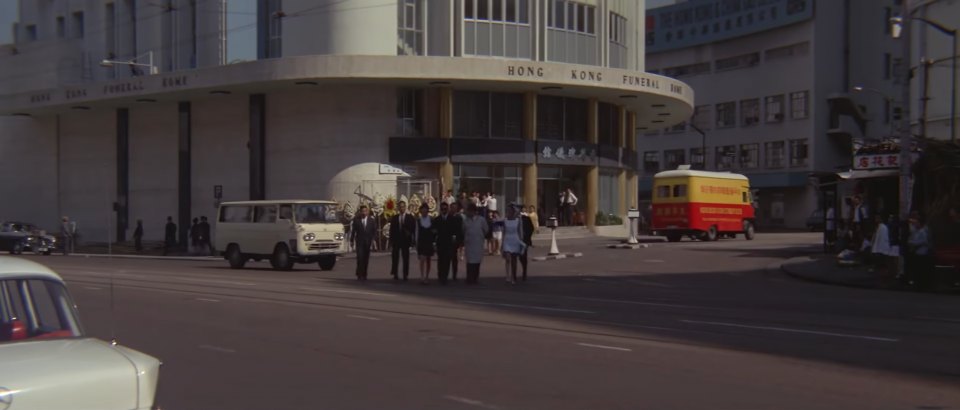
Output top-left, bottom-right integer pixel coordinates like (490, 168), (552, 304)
(854, 154), (899, 170)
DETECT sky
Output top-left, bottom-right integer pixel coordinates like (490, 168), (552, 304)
(0, 0), (16, 45)
(646, 0), (682, 9)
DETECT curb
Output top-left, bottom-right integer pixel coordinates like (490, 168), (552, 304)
(607, 243), (651, 250)
(780, 256), (886, 291)
(532, 252), (583, 261)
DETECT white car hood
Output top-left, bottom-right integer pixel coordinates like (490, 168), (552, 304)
(0, 338), (158, 410)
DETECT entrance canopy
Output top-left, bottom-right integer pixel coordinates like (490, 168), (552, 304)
(837, 169), (900, 180)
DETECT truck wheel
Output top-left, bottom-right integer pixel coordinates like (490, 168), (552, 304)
(226, 244), (246, 269)
(743, 221), (756, 240)
(666, 233), (682, 242)
(318, 256), (336, 271)
(270, 244), (294, 271)
(706, 226), (719, 242)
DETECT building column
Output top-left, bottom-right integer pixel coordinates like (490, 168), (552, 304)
(438, 88), (454, 195)
(586, 98), (599, 228)
(116, 108), (129, 242)
(249, 94), (266, 200)
(178, 102), (192, 248)
(627, 112), (639, 209)
(616, 106), (627, 217)
(523, 92), (538, 210)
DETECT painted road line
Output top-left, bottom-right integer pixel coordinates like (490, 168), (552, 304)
(173, 277), (257, 286)
(83, 286), (102, 290)
(576, 342), (633, 352)
(624, 279), (673, 288)
(644, 259), (666, 263)
(195, 298), (221, 303)
(680, 320), (900, 342)
(443, 395), (501, 409)
(347, 314), (382, 321)
(299, 287), (396, 297)
(557, 295), (718, 310)
(464, 300), (596, 314)
(198, 344), (236, 354)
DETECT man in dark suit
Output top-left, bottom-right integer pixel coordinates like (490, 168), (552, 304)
(519, 205), (535, 281)
(351, 205), (378, 281)
(434, 202), (462, 285)
(389, 201), (415, 281)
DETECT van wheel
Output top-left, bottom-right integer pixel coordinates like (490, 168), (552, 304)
(706, 226), (719, 242)
(270, 244), (294, 271)
(318, 255), (336, 271)
(666, 233), (682, 242)
(226, 244), (246, 269)
(743, 221), (756, 240)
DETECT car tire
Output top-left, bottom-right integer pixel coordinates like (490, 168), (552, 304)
(42, 250), (52, 256)
(10, 241), (23, 255)
(318, 255), (336, 271)
(666, 233), (682, 243)
(270, 244), (294, 271)
(706, 226), (719, 242)
(743, 221), (756, 240)
(226, 244), (246, 269)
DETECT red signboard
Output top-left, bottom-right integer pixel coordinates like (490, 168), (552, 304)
(854, 154), (900, 170)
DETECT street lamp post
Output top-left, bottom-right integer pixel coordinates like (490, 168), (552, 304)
(689, 122), (707, 170)
(100, 51), (158, 76)
(893, 14), (958, 143)
(889, 4), (914, 276)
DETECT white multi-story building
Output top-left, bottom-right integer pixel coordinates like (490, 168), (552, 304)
(909, 0), (959, 143)
(639, 0), (901, 229)
(0, 0), (692, 244)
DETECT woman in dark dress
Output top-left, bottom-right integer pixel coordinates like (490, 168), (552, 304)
(415, 203), (436, 285)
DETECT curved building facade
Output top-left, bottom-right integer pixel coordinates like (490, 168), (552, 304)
(0, 0), (692, 243)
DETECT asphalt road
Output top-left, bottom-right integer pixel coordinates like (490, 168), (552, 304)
(21, 233), (960, 410)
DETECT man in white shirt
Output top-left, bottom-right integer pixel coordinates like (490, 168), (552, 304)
(486, 192), (498, 215)
(443, 190), (456, 206)
(562, 188), (578, 226)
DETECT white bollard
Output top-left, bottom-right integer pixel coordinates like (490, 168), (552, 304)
(627, 207), (640, 245)
(547, 216), (560, 256)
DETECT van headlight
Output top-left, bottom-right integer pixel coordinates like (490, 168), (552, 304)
(303, 233), (316, 241)
(334, 233), (344, 241)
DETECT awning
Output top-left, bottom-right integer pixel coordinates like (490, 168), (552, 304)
(837, 169), (900, 180)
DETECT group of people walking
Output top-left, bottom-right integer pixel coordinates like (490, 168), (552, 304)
(351, 200), (535, 285)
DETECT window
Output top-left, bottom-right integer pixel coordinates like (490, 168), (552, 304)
(716, 145), (737, 170)
(715, 52), (760, 71)
(537, 95), (564, 140)
(664, 149), (686, 170)
(397, 0), (426, 56)
(667, 121), (686, 134)
(72, 11), (84, 38)
(790, 91), (809, 119)
(255, 206), (278, 223)
(610, 12), (627, 45)
(219, 206), (252, 223)
(27, 280), (63, 332)
(673, 184), (688, 198)
(764, 42), (810, 61)
(716, 102), (736, 128)
(740, 143), (759, 168)
(662, 62), (711, 78)
(470, 0), (529, 24)
(689, 147), (705, 169)
(396, 89), (423, 136)
(884, 53), (892, 80)
(765, 141), (785, 168)
(549, 1), (595, 34)
(564, 98), (588, 141)
(265, 0), (282, 58)
(692, 105), (712, 130)
(478, 0), (489, 19)
(740, 99), (760, 126)
(454, 91), (524, 139)
(656, 185), (671, 199)
(789, 139), (808, 167)
(295, 203), (336, 224)
(644, 151), (660, 174)
(765, 95), (784, 123)
(490, 92), (524, 138)
(597, 102), (619, 146)
(56, 17), (65, 38)
(25, 24), (37, 42)
(279, 205), (293, 220)
(884, 7), (891, 34)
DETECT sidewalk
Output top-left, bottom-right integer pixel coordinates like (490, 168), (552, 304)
(781, 255), (960, 293)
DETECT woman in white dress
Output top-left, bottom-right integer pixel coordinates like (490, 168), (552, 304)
(870, 214), (896, 277)
(501, 205), (526, 285)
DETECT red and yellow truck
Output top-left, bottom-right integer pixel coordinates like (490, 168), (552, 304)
(651, 169), (756, 242)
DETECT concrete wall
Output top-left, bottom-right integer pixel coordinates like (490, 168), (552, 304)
(264, 85), (396, 202)
(128, 103), (178, 242)
(0, 115), (59, 232)
(59, 109), (116, 243)
(282, 0), (398, 57)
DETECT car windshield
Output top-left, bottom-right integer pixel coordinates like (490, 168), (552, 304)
(294, 203), (337, 224)
(1, 279), (84, 342)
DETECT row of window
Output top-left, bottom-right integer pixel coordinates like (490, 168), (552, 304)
(648, 91), (809, 136)
(653, 42), (808, 79)
(643, 139), (809, 174)
(23, 11), (84, 42)
(465, 0), (531, 24)
(548, 0), (596, 35)
(648, 0), (809, 47)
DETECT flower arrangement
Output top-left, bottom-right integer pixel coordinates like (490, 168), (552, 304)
(383, 195), (398, 219)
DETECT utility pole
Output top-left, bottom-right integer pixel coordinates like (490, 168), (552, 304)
(897, 0), (914, 247)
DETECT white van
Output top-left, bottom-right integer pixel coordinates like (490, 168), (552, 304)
(215, 200), (346, 270)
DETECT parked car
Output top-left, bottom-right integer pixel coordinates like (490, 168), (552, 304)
(0, 257), (161, 410)
(806, 209), (825, 231)
(0, 222), (56, 255)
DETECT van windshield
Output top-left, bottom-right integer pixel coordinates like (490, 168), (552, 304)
(295, 203), (337, 224)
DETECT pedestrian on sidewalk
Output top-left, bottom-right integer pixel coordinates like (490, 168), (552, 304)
(389, 200), (414, 281)
(451, 202), (465, 281)
(462, 203), (490, 285)
(133, 220), (144, 252)
(189, 217), (200, 254)
(163, 216), (177, 256)
(904, 212), (933, 288)
(351, 205), (378, 281)
(414, 203), (436, 285)
(60, 216), (74, 256)
(489, 211), (503, 256)
(562, 188), (578, 227)
(500, 204), (526, 285)
(198, 216), (213, 255)
(434, 202), (461, 285)
(869, 214), (896, 279)
(519, 206), (535, 281)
